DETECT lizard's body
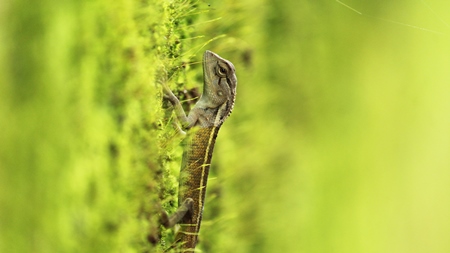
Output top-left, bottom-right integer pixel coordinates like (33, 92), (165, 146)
(176, 126), (219, 249)
(163, 51), (237, 251)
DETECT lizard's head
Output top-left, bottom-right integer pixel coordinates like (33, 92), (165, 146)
(202, 50), (237, 126)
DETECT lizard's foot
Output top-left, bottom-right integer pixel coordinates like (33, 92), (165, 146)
(161, 198), (194, 228)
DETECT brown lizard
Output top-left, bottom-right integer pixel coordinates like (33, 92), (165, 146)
(162, 50), (237, 252)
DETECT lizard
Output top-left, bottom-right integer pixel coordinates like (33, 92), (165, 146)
(162, 50), (238, 252)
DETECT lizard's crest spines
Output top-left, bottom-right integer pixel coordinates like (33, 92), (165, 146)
(202, 50), (237, 127)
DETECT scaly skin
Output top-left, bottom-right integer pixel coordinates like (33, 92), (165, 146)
(175, 126), (219, 250)
(163, 51), (237, 252)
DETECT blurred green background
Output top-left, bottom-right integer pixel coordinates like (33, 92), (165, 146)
(1, 0), (450, 252)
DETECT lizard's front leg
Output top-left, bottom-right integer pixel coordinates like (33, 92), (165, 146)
(162, 84), (197, 129)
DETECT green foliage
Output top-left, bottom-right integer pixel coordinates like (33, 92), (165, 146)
(226, 1), (450, 253)
(2, 0), (450, 253)
(0, 0), (199, 252)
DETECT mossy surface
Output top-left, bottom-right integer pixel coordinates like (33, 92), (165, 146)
(2, 1), (450, 253)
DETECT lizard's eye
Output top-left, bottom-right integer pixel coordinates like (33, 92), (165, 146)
(217, 65), (227, 77)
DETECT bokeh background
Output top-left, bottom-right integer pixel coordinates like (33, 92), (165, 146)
(221, 1), (450, 252)
(1, 0), (450, 252)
